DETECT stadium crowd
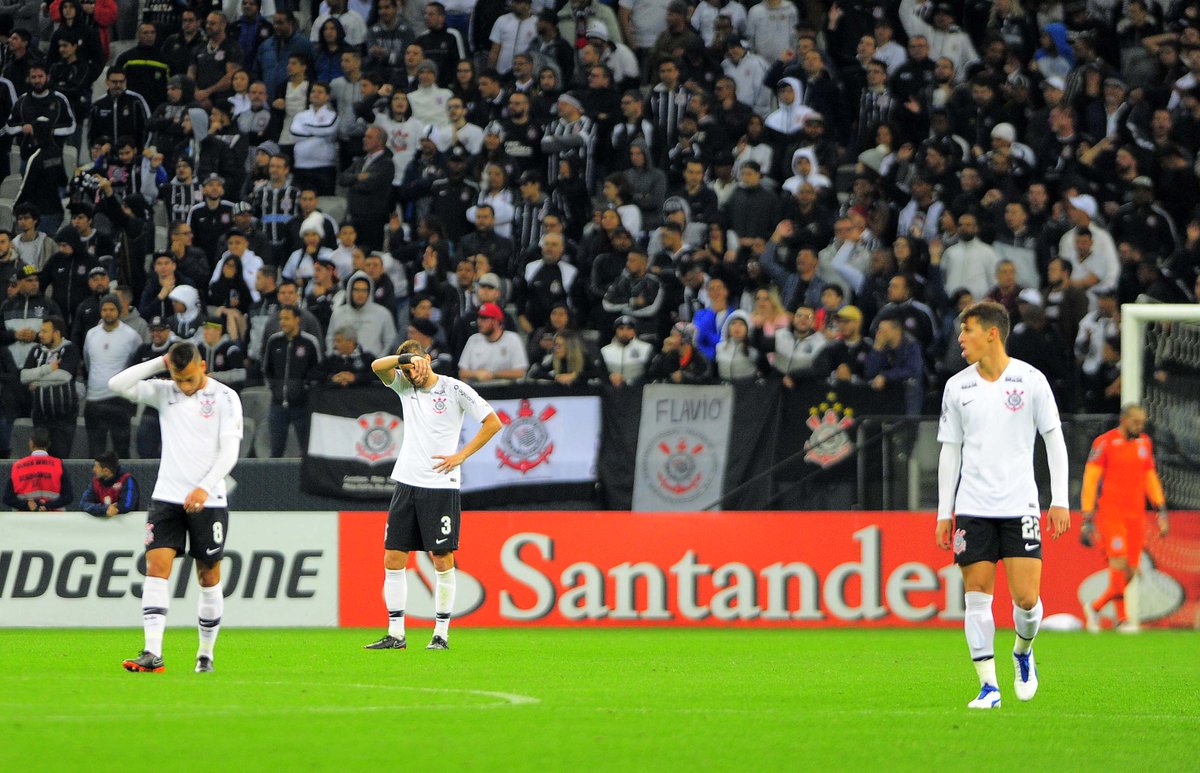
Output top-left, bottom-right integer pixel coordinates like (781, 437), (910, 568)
(0, 0), (1199, 459)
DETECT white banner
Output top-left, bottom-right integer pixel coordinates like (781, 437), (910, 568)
(0, 511), (339, 627)
(632, 385), (733, 512)
(308, 410), (405, 465)
(459, 395), (601, 493)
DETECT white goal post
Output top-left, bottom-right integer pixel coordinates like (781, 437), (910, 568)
(1120, 304), (1200, 406)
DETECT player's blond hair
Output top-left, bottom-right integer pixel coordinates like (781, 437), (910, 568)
(396, 339), (427, 357)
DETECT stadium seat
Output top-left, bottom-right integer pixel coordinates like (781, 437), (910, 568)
(0, 174), (22, 200)
(63, 145), (79, 176)
(907, 420), (942, 511)
(321, 196), (347, 225)
(239, 386), (271, 428)
(253, 419), (301, 458)
(0, 202), (12, 230)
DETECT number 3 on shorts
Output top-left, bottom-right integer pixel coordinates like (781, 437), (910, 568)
(440, 515), (451, 535)
(213, 521), (224, 544)
(1021, 515), (1039, 541)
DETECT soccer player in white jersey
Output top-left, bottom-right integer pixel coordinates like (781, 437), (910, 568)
(108, 342), (244, 674)
(364, 340), (501, 651)
(936, 301), (1071, 709)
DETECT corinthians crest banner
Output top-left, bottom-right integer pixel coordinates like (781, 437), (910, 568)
(302, 385), (406, 498)
(458, 395), (601, 494)
(632, 384), (734, 512)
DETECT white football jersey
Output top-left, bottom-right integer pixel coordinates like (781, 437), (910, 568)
(388, 373), (494, 490)
(938, 358), (1061, 518)
(129, 377), (244, 507)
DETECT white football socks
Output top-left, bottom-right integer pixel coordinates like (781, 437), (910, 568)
(1012, 598), (1043, 655)
(384, 568), (407, 639)
(197, 583), (223, 659)
(141, 576), (170, 657)
(965, 591), (997, 686)
(434, 568), (455, 639)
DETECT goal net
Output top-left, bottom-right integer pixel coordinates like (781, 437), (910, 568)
(1120, 304), (1200, 628)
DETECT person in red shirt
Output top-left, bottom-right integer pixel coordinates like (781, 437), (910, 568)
(1080, 404), (1169, 632)
(3, 427), (73, 511)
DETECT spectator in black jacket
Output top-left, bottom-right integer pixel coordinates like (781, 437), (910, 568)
(262, 304), (323, 457)
(14, 117), (69, 235)
(317, 326), (377, 387)
(337, 125), (393, 251)
(19, 315), (82, 458)
(114, 23), (171, 110)
(647, 321), (714, 384)
(6, 62), (76, 162)
(79, 451), (140, 517)
(49, 38), (92, 146)
(41, 225), (92, 328)
(88, 67), (152, 149)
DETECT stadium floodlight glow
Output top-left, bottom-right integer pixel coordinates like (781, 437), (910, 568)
(1119, 303), (1200, 406)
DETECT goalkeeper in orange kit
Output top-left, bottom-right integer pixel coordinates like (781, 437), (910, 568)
(1080, 405), (1169, 633)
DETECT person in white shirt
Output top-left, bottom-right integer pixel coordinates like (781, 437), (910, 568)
(289, 82), (340, 195)
(600, 315), (653, 386)
(488, 0), (538, 74)
(310, 0), (368, 46)
(937, 301), (1070, 710)
(109, 342), (244, 675)
(83, 295), (144, 457)
(940, 212), (999, 300)
(363, 341), (501, 651)
(899, 0), (977, 81)
(408, 60), (453, 128)
(744, 0), (796, 64)
(458, 302), (530, 383)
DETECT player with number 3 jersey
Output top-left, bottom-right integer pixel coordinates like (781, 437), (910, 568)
(108, 342), (244, 674)
(363, 340), (501, 652)
(936, 302), (1071, 709)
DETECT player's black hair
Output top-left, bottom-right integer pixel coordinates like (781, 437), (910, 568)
(167, 341), (199, 371)
(278, 303), (301, 319)
(960, 300), (1011, 343)
(95, 451), (120, 472)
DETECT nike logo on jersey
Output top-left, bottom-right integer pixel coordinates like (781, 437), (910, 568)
(962, 400), (975, 406)
(436, 538), (448, 545)
(1024, 543), (1039, 551)
(205, 547), (222, 556)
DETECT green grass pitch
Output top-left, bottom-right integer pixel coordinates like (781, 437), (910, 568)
(0, 628), (1196, 771)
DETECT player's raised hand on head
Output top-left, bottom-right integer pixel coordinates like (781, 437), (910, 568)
(935, 519), (952, 550)
(1047, 506), (1070, 539)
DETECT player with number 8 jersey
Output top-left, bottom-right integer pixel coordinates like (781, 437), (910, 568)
(936, 302), (1071, 709)
(362, 340), (501, 652)
(108, 342), (244, 674)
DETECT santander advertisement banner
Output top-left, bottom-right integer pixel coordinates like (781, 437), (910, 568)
(338, 511), (1200, 628)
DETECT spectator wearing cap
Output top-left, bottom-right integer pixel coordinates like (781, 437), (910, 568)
(458, 301), (529, 383)
(12, 204), (59, 273)
(817, 305), (873, 385)
(128, 314), (177, 456)
(1007, 288), (1074, 408)
(2, 263), (64, 368)
(88, 67), (151, 151)
(82, 293), (142, 456)
(197, 315), (247, 391)
(409, 60), (454, 128)
(647, 321), (714, 384)
(599, 314), (653, 386)
(290, 81), (339, 196)
(114, 22), (171, 111)
(70, 264), (114, 343)
(1111, 176), (1180, 257)
(325, 270), (397, 357)
(80, 450), (139, 517)
(41, 225), (92, 330)
(338, 125), (394, 251)
(1057, 195), (1119, 299)
(221, 202), (272, 261)
(188, 173), (237, 264)
(511, 170), (552, 256)
(20, 315), (81, 459)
